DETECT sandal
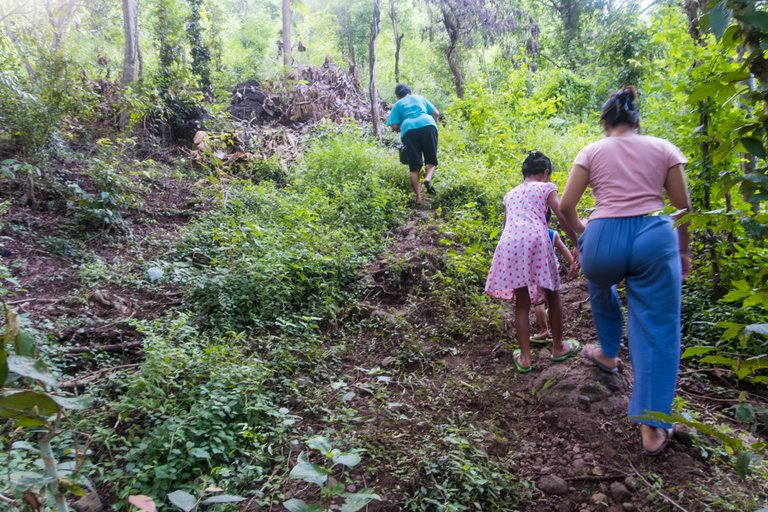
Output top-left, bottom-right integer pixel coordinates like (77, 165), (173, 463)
(531, 332), (552, 344)
(423, 180), (436, 194)
(513, 349), (533, 373)
(580, 344), (619, 374)
(550, 339), (581, 362)
(642, 427), (674, 457)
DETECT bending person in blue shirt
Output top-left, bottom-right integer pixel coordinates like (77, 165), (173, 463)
(387, 83), (440, 205)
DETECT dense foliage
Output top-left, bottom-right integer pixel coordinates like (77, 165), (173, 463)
(0, 0), (767, 509)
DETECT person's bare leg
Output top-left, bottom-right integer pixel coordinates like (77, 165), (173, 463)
(533, 303), (550, 338)
(424, 164), (436, 182)
(545, 289), (568, 357)
(410, 170), (422, 203)
(514, 287), (532, 367)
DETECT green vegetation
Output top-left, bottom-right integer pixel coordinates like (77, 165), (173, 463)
(0, 0), (767, 509)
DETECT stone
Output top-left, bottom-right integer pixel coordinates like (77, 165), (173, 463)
(72, 493), (103, 512)
(591, 492), (609, 507)
(537, 474), (569, 495)
(621, 503), (636, 512)
(623, 476), (638, 490)
(610, 482), (632, 501)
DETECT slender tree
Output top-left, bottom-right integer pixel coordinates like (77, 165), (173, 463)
(121, 0), (139, 89)
(188, 0), (211, 91)
(369, 0), (381, 136)
(388, 0), (404, 82)
(282, 0), (291, 66)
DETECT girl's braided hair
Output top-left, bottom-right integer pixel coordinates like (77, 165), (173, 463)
(601, 86), (640, 128)
(521, 150), (553, 177)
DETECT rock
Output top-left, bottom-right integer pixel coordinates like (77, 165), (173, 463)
(572, 457), (587, 473)
(610, 482), (632, 501)
(623, 476), (638, 490)
(621, 503), (636, 511)
(72, 493), (103, 512)
(591, 492), (608, 507)
(538, 474), (569, 495)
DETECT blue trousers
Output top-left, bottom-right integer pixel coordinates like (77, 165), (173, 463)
(580, 216), (681, 428)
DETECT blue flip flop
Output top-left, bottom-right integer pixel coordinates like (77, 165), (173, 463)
(580, 345), (619, 373)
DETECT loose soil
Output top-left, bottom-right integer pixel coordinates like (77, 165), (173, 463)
(286, 209), (768, 511)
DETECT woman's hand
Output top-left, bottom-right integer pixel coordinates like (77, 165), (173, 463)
(680, 252), (690, 280)
(568, 247), (580, 279)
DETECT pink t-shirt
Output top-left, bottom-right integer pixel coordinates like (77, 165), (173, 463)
(572, 133), (688, 219)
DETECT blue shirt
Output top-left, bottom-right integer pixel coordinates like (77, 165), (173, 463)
(387, 95), (437, 138)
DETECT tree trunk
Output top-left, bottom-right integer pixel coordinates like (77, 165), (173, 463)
(282, 0), (291, 66)
(120, 0), (139, 130)
(121, 0), (139, 88)
(439, 0), (463, 98)
(369, 0), (381, 137)
(389, 0), (403, 82)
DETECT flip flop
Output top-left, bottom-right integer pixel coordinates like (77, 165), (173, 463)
(580, 345), (619, 374)
(512, 349), (533, 373)
(642, 427), (674, 457)
(550, 339), (581, 362)
(423, 180), (436, 194)
(531, 332), (552, 344)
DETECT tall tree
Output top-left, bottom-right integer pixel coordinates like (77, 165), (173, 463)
(282, 0), (291, 66)
(369, 0), (381, 137)
(121, 0), (139, 89)
(388, 0), (404, 82)
(187, 0), (211, 91)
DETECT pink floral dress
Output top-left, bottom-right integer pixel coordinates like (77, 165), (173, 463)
(485, 181), (560, 303)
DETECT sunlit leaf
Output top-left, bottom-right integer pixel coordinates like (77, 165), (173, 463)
(681, 346), (717, 358)
(6, 356), (57, 387)
(167, 490), (197, 512)
(306, 436), (332, 453)
(340, 490), (381, 512)
(199, 495), (246, 505)
(128, 495), (158, 512)
(289, 460), (329, 485)
(332, 452), (361, 468)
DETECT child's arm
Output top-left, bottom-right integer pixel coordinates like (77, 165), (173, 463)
(547, 191), (580, 266)
(554, 232), (574, 265)
(554, 232), (578, 279)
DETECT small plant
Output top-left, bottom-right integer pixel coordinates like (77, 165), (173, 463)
(128, 486), (245, 512)
(283, 436), (380, 512)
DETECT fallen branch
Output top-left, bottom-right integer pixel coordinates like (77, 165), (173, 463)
(64, 341), (144, 354)
(60, 364), (139, 389)
(627, 458), (691, 512)
(564, 473), (627, 482)
(0, 493), (17, 505)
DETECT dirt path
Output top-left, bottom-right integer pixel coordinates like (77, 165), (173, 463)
(302, 209), (767, 511)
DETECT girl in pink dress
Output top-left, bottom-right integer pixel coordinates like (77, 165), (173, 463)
(485, 151), (581, 372)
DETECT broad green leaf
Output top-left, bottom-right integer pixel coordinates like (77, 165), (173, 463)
(689, 81), (722, 103)
(0, 390), (59, 419)
(49, 395), (91, 410)
(700, 355), (738, 366)
(128, 495), (158, 512)
(14, 330), (36, 357)
(738, 11), (768, 30)
(289, 460), (329, 485)
(306, 436), (332, 453)
(721, 70), (751, 83)
(189, 447), (210, 459)
(708, 1), (733, 39)
(340, 490), (381, 512)
(167, 490), (197, 512)
(681, 346), (716, 359)
(7, 356), (57, 387)
(283, 499), (324, 512)
(199, 495), (246, 505)
(713, 141), (736, 164)
(740, 137), (766, 159)
(332, 452), (361, 468)
(735, 357), (768, 379)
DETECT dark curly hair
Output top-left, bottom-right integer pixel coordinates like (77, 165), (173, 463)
(601, 86), (640, 128)
(522, 150), (553, 177)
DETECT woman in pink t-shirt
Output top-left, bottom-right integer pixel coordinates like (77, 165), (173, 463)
(560, 86), (693, 457)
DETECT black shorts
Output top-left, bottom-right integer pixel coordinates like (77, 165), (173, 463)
(402, 125), (438, 171)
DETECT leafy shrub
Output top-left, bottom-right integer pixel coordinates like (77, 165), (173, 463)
(177, 133), (409, 332)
